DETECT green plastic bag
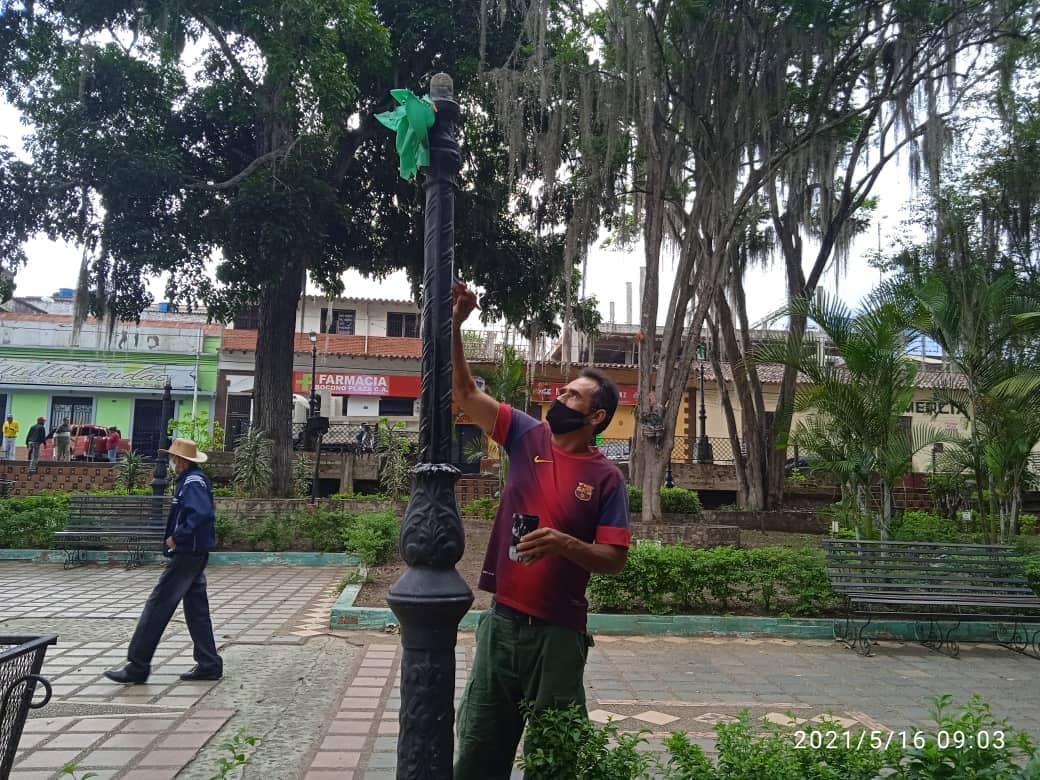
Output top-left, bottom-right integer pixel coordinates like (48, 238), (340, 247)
(375, 88), (436, 181)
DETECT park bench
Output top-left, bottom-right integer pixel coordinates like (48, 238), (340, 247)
(825, 538), (1040, 659)
(54, 495), (172, 570)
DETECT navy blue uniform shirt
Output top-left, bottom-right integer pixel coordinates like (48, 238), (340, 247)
(164, 465), (217, 555)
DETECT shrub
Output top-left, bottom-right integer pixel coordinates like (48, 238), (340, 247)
(0, 494), (71, 548)
(114, 451), (149, 494)
(330, 490), (391, 501)
(293, 455), (314, 499)
(660, 487), (702, 514)
(589, 543), (837, 617)
(297, 508), (353, 552)
(518, 703), (656, 780)
(627, 485), (642, 512)
(232, 429), (273, 497)
(1021, 552), (1040, 595)
(341, 510), (399, 565)
(892, 510), (964, 543)
(524, 696), (1036, 779)
(1018, 513), (1037, 536)
(625, 486), (702, 515)
(461, 497), (499, 521)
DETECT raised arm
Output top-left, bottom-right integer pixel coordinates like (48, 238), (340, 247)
(452, 281), (501, 435)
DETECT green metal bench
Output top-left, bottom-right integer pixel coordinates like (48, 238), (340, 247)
(825, 538), (1040, 658)
(54, 495), (172, 570)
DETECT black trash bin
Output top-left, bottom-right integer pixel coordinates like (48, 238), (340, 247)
(0, 481), (14, 498)
(0, 635), (58, 778)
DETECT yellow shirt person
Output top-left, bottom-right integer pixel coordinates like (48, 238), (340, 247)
(2, 418), (18, 438)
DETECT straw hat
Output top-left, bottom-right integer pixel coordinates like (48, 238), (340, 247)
(160, 438), (209, 463)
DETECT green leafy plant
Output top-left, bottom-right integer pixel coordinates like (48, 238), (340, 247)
(341, 510), (399, 565)
(168, 410), (226, 452)
(892, 510), (965, 543)
(232, 429), (273, 498)
(375, 418), (413, 499)
(1018, 513), (1037, 536)
(518, 702), (657, 780)
(626, 486), (701, 515)
(114, 450), (149, 494)
(208, 728), (259, 780)
(330, 490), (392, 501)
(589, 543), (837, 617)
(0, 494), (71, 549)
(293, 454), (314, 498)
(461, 497), (499, 521)
(59, 763), (97, 779)
(627, 485), (643, 512)
(660, 487), (702, 514)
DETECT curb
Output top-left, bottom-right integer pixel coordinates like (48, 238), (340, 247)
(0, 549), (360, 566)
(330, 585), (1019, 642)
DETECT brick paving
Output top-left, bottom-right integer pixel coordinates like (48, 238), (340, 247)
(3, 561), (1040, 779)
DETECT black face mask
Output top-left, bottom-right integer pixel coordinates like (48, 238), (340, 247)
(546, 399), (592, 435)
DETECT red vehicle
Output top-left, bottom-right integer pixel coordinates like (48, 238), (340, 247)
(41, 424), (132, 461)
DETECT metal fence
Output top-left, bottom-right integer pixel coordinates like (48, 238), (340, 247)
(670, 436), (746, 465)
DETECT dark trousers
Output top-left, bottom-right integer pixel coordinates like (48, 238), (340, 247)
(455, 611), (591, 780)
(127, 553), (222, 677)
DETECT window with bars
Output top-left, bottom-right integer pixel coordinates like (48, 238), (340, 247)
(50, 396), (94, 429)
(387, 312), (418, 338)
(320, 308), (356, 334)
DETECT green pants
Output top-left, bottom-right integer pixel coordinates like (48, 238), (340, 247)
(455, 610), (591, 780)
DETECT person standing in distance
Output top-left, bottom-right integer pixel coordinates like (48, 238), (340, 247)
(2, 415), (19, 460)
(105, 439), (223, 684)
(451, 281), (631, 779)
(25, 416), (47, 472)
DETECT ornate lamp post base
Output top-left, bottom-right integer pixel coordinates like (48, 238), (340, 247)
(388, 463), (473, 778)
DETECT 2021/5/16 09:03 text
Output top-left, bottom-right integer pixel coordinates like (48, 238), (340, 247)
(792, 729), (1006, 751)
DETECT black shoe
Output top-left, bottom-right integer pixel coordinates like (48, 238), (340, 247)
(104, 667), (148, 685)
(180, 666), (222, 682)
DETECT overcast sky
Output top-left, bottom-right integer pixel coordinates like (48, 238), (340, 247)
(1, 98), (914, 327)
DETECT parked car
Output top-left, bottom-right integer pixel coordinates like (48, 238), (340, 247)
(41, 424), (132, 461)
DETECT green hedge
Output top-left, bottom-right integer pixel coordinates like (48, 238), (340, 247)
(521, 695), (1038, 779)
(216, 507), (398, 560)
(589, 543), (837, 616)
(0, 494), (70, 549)
(626, 486), (702, 514)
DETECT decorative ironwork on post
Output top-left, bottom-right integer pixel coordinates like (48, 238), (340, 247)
(151, 380), (175, 495)
(696, 365), (714, 464)
(386, 73), (474, 780)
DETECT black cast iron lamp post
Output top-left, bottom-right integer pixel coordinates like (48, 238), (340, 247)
(696, 364), (714, 464)
(309, 330), (319, 419)
(381, 73), (474, 779)
(151, 379), (175, 495)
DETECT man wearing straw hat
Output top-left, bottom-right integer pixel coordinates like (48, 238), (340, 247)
(105, 438), (223, 684)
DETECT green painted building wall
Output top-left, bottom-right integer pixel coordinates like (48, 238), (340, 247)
(8, 392), (50, 427)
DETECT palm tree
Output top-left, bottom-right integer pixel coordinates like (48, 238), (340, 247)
(757, 292), (946, 538)
(473, 346), (530, 493)
(903, 269), (1040, 541)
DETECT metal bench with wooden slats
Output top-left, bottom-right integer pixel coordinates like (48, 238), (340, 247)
(825, 538), (1040, 658)
(54, 495), (172, 570)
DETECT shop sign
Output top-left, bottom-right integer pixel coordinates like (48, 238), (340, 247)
(0, 320), (202, 353)
(531, 381), (638, 406)
(0, 357), (196, 390)
(293, 371), (421, 397)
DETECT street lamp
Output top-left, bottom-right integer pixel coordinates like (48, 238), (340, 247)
(308, 331), (319, 418)
(151, 380), (174, 496)
(386, 73), (474, 779)
(696, 364), (714, 464)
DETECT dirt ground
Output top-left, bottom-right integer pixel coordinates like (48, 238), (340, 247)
(353, 523), (823, 609)
(354, 519), (495, 609)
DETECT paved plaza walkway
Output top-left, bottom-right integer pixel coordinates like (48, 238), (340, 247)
(2, 561), (1038, 779)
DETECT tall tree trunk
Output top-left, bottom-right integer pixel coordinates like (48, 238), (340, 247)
(254, 262), (304, 496)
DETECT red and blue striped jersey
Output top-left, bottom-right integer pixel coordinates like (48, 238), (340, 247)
(478, 404), (631, 632)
